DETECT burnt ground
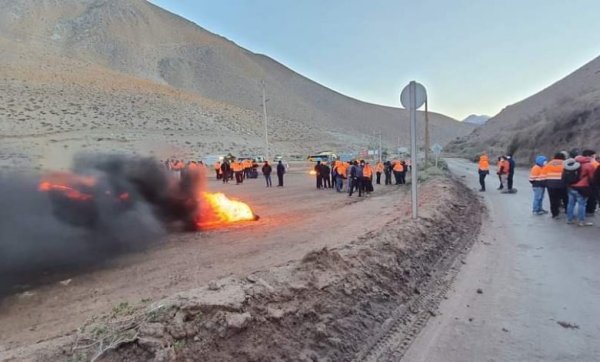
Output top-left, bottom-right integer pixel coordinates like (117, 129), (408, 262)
(0, 172), (483, 361)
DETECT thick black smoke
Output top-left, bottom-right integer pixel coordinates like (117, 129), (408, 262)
(0, 154), (203, 296)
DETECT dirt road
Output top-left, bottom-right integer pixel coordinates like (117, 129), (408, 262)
(0, 171), (408, 353)
(403, 158), (600, 362)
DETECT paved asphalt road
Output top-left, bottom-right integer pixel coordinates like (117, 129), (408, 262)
(403, 158), (600, 362)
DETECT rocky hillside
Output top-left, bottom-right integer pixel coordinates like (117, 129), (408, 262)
(449, 55), (600, 163)
(0, 0), (473, 169)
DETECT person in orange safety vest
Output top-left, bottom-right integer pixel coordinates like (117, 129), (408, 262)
(375, 161), (384, 185)
(529, 155), (548, 215)
(478, 153), (490, 192)
(542, 152), (567, 218)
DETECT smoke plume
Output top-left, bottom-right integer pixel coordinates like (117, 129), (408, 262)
(0, 154), (204, 295)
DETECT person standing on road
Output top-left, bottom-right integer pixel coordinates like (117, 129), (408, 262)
(322, 162), (331, 189)
(478, 153), (490, 192)
(498, 156), (510, 193)
(582, 150), (598, 216)
(375, 161), (384, 185)
(507, 155), (516, 192)
(384, 161), (392, 185)
(496, 156), (504, 190)
(393, 159), (403, 185)
(543, 152), (568, 219)
(529, 155), (548, 215)
(363, 161), (374, 194)
(348, 161), (361, 197)
(262, 161), (272, 187)
(315, 161), (323, 189)
(276, 160), (285, 187)
(564, 156), (595, 226)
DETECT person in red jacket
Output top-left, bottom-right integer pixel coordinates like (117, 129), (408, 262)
(565, 155), (595, 226)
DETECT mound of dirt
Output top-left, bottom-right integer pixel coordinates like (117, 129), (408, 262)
(51, 176), (483, 362)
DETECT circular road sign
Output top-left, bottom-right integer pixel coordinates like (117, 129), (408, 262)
(400, 81), (427, 109)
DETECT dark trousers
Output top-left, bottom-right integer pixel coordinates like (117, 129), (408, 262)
(508, 173), (514, 190)
(548, 187), (568, 217)
(384, 171), (391, 185)
(394, 171), (401, 184)
(479, 171), (487, 190)
(277, 173), (284, 186)
(235, 171), (243, 184)
(376, 172), (382, 184)
(498, 174), (503, 189)
(323, 175), (331, 189)
(586, 193), (597, 214)
(216, 170), (221, 180)
(348, 177), (362, 196)
(264, 174), (272, 187)
(316, 175), (323, 189)
(399, 171), (406, 184)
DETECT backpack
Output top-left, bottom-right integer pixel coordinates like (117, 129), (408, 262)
(561, 162), (581, 185)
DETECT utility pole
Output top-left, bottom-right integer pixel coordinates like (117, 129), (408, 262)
(425, 99), (430, 166)
(261, 80), (269, 161)
(379, 132), (382, 162)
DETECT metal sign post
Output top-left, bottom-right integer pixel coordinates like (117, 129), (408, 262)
(401, 81), (427, 220)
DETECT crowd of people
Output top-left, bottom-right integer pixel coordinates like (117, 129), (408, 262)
(477, 149), (600, 226)
(312, 159), (411, 197)
(163, 156), (415, 197)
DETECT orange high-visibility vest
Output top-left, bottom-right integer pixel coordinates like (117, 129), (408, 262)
(478, 155), (489, 171)
(393, 160), (403, 172)
(363, 165), (373, 178)
(542, 159), (563, 180)
(375, 162), (384, 173)
(529, 165), (545, 182)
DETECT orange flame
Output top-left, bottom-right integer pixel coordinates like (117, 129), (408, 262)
(309, 170), (317, 175)
(38, 172), (96, 201)
(197, 192), (257, 228)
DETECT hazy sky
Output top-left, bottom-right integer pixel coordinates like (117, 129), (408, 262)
(150, 0), (600, 120)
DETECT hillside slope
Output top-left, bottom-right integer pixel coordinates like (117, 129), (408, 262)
(0, 0), (472, 169)
(449, 55), (600, 163)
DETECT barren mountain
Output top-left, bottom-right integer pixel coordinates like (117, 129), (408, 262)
(0, 0), (472, 169)
(462, 114), (490, 126)
(449, 55), (600, 163)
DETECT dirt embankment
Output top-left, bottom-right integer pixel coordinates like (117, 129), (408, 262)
(32, 176), (482, 362)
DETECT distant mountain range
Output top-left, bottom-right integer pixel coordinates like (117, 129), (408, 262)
(462, 114), (491, 125)
(449, 55), (600, 163)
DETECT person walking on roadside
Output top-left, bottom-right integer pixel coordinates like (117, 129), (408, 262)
(262, 161), (272, 187)
(276, 160), (285, 187)
(543, 152), (568, 219)
(564, 156), (595, 226)
(375, 161), (384, 185)
(529, 155), (548, 215)
(478, 153), (490, 192)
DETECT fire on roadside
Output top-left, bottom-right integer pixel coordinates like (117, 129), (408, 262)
(38, 169), (258, 231)
(197, 192), (258, 229)
(308, 170), (317, 175)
